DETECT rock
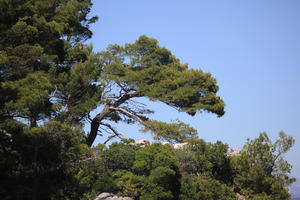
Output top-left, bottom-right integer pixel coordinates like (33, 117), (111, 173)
(105, 197), (119, 200)
(94, 193), (114, 200)
(160, 142), (170, 145)
(130, 140), (189, 149)
(227, 149), (241, 156)
(173, 142), (188, 149)
(160, 142), (188, 149)
(129, 139), (150, 147)
(94, 193), (133, 200)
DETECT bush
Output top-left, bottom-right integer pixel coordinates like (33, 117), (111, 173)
(179, 175), (236, 200)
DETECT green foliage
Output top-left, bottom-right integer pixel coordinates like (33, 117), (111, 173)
(74, 170), (116, 200)
(2, 71), (53, 125)
(85, 34), (225, 146)
(133, 143), (179, 175)
(115, 143), (181, 200)
(248, 193), (273, 200)
(0, 1), (296, 199)
(0, 1), (98, 199)
(231, 132), (295, 199)
(0, 0), (100, 127)
(176, 138), (233, 184)
(51, 50), (103, 124)
(101, 142), (139, 171)
(0, 121), (88, 200)
(113, 170), (145, 199)
(179, 175), (236, 200)
(142, 119), (198, 143)
(0, 0), (96, 81)
(100, 35), (225, 117)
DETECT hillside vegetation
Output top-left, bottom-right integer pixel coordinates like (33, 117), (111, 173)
(0, 1), (295, 199)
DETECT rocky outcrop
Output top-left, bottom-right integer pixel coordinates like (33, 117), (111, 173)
(227, 149), (241, 156)
(129, 139), (150, 147)
(94, 193), (133, 200)
(129, 140), (188, 149)
(173, 142), (188, 149)
(160, 141), (188, 149)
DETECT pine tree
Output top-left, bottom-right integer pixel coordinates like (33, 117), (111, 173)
(0, 0), (100, 127)
(86, 35), (225, 146)
(0, 1), (99, 199)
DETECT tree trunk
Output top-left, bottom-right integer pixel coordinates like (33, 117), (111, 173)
(30, 117), (37, 127)
(87, 105), (111, 146)
(86, 93), (137, 146)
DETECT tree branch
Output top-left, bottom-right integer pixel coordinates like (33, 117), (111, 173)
(113, 92), (138, 107)
(87, 92), (140, 146)
(99, 121), (128, 143)
(104, 135), (116, 144)
(109, 106), (145, 125)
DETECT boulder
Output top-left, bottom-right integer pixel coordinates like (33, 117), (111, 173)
(227, 149), (241, 156)
(94, 193), (133, 200)
(129, 139), (150, 147)
(94, 193), (114, 200)
(173, 142), (188, 149)
(160, 142), (170, 145)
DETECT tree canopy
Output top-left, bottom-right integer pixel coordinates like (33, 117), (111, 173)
(0, 0), (100, 127)
(85, 35), (225, 146)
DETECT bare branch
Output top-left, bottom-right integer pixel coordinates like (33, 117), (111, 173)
(127, 99), (147, 107)
(104, 135), (116, 144)
(2, 112), (30, 119)
(97, 130), (103, 136)
(116, 82), (126, 96)
(87, 112), (93, 122)
(99, 126), (113, 135)
(109, 106), (145, 125)
(113, 93), (138, 107)
(99, 121), (128, 141)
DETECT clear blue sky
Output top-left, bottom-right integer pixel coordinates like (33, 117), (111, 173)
(88, 0), (300, 196)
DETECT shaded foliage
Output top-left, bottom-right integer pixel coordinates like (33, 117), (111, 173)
(0, 121), (89, 200)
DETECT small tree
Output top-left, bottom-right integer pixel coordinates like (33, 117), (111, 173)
(232, 131), (295, 199)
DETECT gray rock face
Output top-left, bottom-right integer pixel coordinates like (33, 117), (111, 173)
(94, 193), (133, 200)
